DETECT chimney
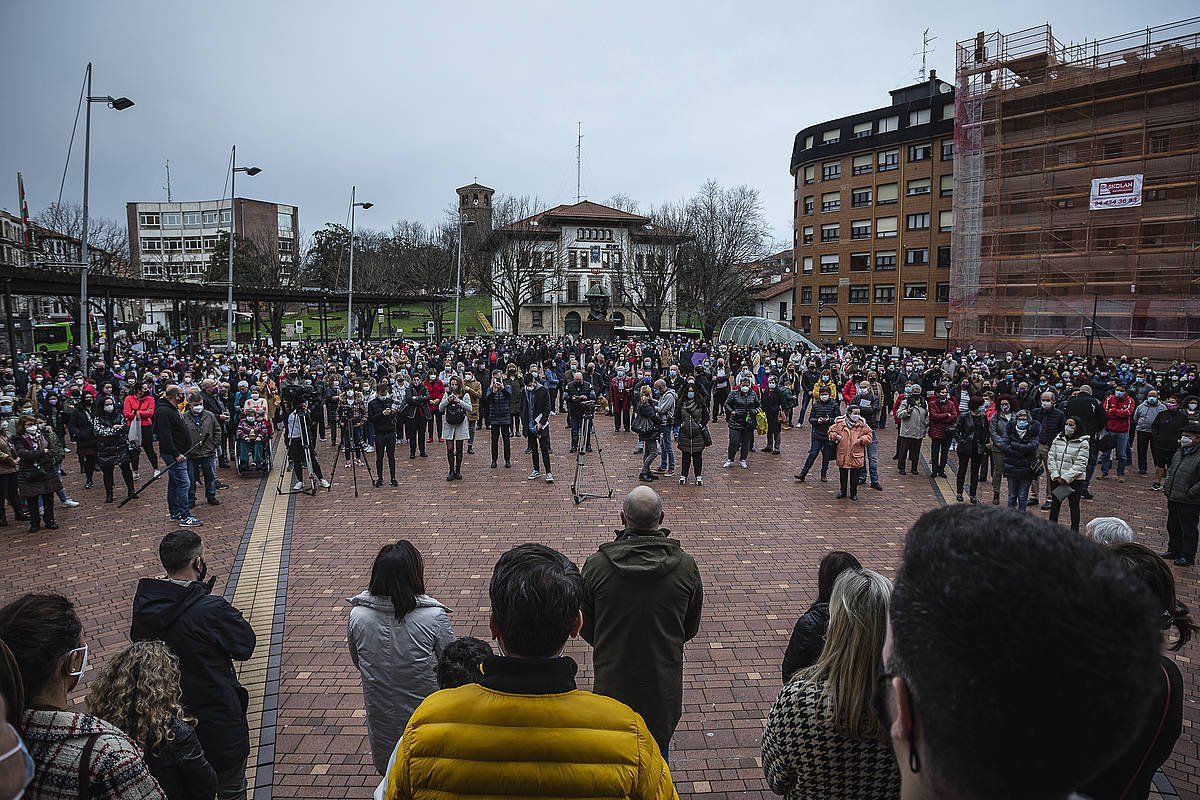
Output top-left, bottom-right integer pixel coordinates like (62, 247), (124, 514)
(930, 68), (937, 81)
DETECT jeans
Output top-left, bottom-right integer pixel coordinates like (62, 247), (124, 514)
(641, 438), (660, 476)
(528, 429), (552, 472)
(1084, 439), (1099, 489)
(1007, 475), (1032, 511)
(930, 437), (952, 476)
(1099, 430), (1130, 476)
(569, 416), (583, 450)
(857, 437), (879, 485)
(659, 427), (675, 470)
(238, 440), (266, 465)
(800, 436), (833, 478)
(405, 418), (426, 456)
(188, 456), (217, 503)
(798, 391), (812, 424)
(166, 459), (191, 519)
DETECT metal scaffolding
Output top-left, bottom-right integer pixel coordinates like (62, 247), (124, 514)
(952, 18), (1200, 361)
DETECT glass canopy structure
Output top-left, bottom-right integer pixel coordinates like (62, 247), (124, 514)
(717, 316), (821, 350)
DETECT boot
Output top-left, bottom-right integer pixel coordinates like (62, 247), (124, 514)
(992, 491), (1000, 506)
(106, 492), (114, 504)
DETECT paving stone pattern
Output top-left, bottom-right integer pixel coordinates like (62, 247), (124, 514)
(1, 422), (1193, 799)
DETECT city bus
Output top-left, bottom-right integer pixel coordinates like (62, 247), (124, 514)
(33, 322), (75, 352)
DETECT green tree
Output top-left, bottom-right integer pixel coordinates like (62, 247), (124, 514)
(207, 230), (306, 347)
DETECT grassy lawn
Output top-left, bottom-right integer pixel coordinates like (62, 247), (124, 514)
(279, 294), (492, 340)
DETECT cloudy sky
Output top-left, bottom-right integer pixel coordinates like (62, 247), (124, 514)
(1, 0), (1191, 244)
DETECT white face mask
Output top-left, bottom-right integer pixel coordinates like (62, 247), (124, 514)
(67, 643), (89, 679)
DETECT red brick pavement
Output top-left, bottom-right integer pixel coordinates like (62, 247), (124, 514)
(1, 423), (1195, 799)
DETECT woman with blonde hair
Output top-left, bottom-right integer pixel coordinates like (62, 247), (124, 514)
(762, 568), (900, 799)
(86, 641), (216, 800)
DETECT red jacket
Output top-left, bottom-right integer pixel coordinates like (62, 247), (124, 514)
(1103, 394), (1134, 433)
(427, 379), (445, 411)
(609, 375), (634, 405)
(123, 393), (156, 426)
(841, 379), (857, 406)
(927, 397), (960, 440)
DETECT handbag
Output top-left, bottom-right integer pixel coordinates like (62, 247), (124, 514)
(755, 410), (768, 435)
(127, 419), (142, 445)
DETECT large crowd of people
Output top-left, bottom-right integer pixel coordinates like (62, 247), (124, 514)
(0, 332), (1198, 800)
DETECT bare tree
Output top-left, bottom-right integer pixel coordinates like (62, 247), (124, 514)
(674, 181), (772, 339)
(475, 195), (563, 335)
(389, 220), (455, 340)
(206, 230), (309, 347)
(609, 203), (686, 335)
(34, 202), (131, 276)
(604, 193), (641, 214)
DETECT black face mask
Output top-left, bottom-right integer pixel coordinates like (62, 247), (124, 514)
(196, 557), (208, 584)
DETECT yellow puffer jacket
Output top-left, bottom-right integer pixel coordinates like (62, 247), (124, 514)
(385, 680), (676, 800)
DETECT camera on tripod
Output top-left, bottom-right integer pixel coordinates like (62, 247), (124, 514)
(577, 399), (598, 418)
(282, 383), (318, 408)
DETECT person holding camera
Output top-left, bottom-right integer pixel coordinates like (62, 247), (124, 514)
(522, 372), (554, 483)
(439, 376), (472, 481)
(461, 368), (482, 456)
(563, 372), (597, 454)
(287, 400), (329, 491)
(483, 372), (513, 469)
(401, 377), (430, 459)
(367, 381), (399, 488)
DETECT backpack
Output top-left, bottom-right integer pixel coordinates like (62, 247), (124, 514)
(445, 401), (466, 426)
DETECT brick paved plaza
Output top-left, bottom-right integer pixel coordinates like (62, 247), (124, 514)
(2, 422), (1193, 799)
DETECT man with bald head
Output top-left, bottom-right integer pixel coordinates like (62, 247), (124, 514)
(581, 486), (703, 760)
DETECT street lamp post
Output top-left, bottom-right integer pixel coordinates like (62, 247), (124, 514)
(226, 146), (261, 349)
(346, 187), (373, 341)
(454, 217), (475, 338)
(80, 63), (133, 378)
(943, 318), (954, 352)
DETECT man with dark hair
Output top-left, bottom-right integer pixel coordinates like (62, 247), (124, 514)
(155, 384), (200, 526)
(581, 487), (702, 760)
(130, 531), (256, 800)
(877, 505), (1161, 800)
(383, 543), (675, 800)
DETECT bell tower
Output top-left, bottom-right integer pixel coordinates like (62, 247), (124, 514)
(455, 182), (494, 236)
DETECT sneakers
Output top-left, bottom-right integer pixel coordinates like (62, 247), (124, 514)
(132, 471), (140, 480)
(545, 472), (554, 484)
(528, 470), (541, 480)
(293, 481), (304, 490)
(695, 476), (703, 486)
(1152, 482), (1162, 491)
(722, 460), (734, 468)
(1041, 501), (1053, 511)
(178, 516), (202, 527)
(679, 475), (687, 484)
(320, 479), (330, 488)
(740, 460), (748, 469)
(62, 498), (80, 508)
(153, 469), (162, 478)
(364, 445), (375, 453)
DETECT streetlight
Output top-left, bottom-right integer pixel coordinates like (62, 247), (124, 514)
(80, 62), (133, 377)
(346, 186), (373, 340)
(454, 217), (476, 337)
(943, 318), (954, 351)
(226, 146), (261, 349)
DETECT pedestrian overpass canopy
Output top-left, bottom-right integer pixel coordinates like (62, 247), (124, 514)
(718, 316), (821, 351)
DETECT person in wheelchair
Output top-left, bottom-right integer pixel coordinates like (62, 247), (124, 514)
(236, 407), (274, 471)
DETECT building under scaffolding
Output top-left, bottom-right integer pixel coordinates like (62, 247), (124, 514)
(952, 18), (1200, 361)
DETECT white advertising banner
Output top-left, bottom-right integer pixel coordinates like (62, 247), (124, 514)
(1089, 174), (1143, 210)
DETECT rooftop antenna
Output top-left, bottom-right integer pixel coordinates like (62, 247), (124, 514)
(164, 159), (171, 201)
(916, 28), (937, 81)
(576, 122), (583, 202)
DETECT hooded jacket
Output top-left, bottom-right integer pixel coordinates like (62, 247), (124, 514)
(347, 592), (454, 774)
(581, 529), (703, 754)
(129, 578), (256, 773)
(1048, 430), (1090, 484)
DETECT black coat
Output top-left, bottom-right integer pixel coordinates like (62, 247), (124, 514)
(67, 406), (98, 450)
(130, 578), (256, 774)
(724, 389), (760, 430)
(520, 385), (552, 430)
(401, 385), (430, 420)
(93, 411), (132, 467)
(1064, 394), (1106, 436)
(366, 397), (398, 435)
(482, 386), (512, 427)
(153, 397), (193, 460)
(781, 602), (829, 682)
(144, 717), (218, 800)
(951, 412), (991, 457)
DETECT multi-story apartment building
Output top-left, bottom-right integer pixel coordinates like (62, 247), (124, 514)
(953, 19), (1200, 360)
(126, 198), (299, 329)
(791, 75), (955, 349)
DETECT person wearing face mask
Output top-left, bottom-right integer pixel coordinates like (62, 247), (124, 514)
(124, 383), (159, 480)
(985, 396), (1016, 505)
(184, 393), (221, 508)
(66, 392), (99, 489)
(609, 367), (634, 434)
(1161, 421), (1200, 566)
(710, 359), (730, 422)
(131, 531), (255, 800)
(522, 371), (554, 484)
(93, 395), (137, 504)
(1047, 416), (1089, 531)
(950, 397), (991, 504)
(723, 377), (760, 469)
(0, 418), (24, 527)
(997, 409), (1041, 512)
(1133, 389), (1165, 479)
(827, 406), (873, 500)
(1098, 383), (1135, 481)
(1030, 391), (1065, 510)
(795, 388), (840, 482)
(0, 642), (37, 800)
(675, 381), (709, 485)
(760, 376), (785, 456)
(1150, 394), (1187, 492)
(426, 370), (446, 444)
(0, 594), (166, 800)
(13, 415), (62, 532)
(926, 386), (959, 479)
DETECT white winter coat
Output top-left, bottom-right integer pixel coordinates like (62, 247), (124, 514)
(1048, 433), (1090, 483)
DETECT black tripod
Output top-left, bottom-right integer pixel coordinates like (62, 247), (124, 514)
(328, 413), (374, 497)
(277, 410), (323, 496)
(571, 414), (613, 505)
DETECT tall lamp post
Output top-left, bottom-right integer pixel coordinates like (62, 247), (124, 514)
(943, 318), (954, 352)
(346, 187), (373, 340)
(226, 146), (261, 349)
(454, 216), (475, 338)
(80, 63), (133, 378)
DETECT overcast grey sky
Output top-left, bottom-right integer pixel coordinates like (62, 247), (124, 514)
(1, 0), (1192, 243)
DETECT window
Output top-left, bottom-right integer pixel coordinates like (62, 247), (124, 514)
(531, 279), (545, 303)
(820, 223), (840, 242)
(906, 213), (930, 230)
(804, 165), (815, 184)
(162, 212), (181, 227)
(803, 226), (814, 245)
(935, 317), (951, 339)
(908, 144), (932, 161)
(220, 209), (231, 223)
(802, 256), (813, 274)
(942, 103), (955, 121)
(140, 239), (161, 252)
(821, 192), (840, 212)
(567, 280), (579, 302)
(849, 285), (869, 304)
(876, 217), (897, 238)
(183, 237), (203, 250)
(182, 211), (202, 226)
(909, 108), (931, 126)
(852, 121), (873, 138)
(850, 252), (871, 271)
(779, 300), (789, 321)
(800, 286), (813, 304)
(940, 174), (954, 197)
(939, 210), (954, 232)
(531, 310), (544, 328)
(852, 188), (872, 208)
(905, 248), (929, 265)
(1102, 138), (1122, 159)
(820, 254), (839, 273)
(906, 178), (931, 196)
(800, 315), (812, 332)
(874, 284), (895, 304)
(1149, 131), (1171, 153)
(819, 317), (839, 334)
(804, 135), (814, 149)
(851, 219), (871, 240)
(876, 251), (897, 270)
(138, 212), (160, 227)
(822, 161), (841, 180)
(852, 154), (873, 175)
(936, 282), (951, 303)
(937, 245), (951, 267)
(873, 316), (895, 335)
(879, 115), (899, 133)
(849, 316), (868, 336)
(202, 210), (219, 225)
(804, 196), (814, 215)
(818, 285), (839, 304)
(185, 262), (204, 276)
(822, 128), (841, 144)
(941, 140), (954, 160)
(903, 316), (926, 333)
(278, 211), (293, 232)
(904, 283), (928, 300)
(876, 183), (899, 204)
(878, 150), (899, 171)
(162, 239), (182, 251)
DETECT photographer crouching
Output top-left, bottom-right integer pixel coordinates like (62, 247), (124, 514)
(286, 398), (329, 491)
